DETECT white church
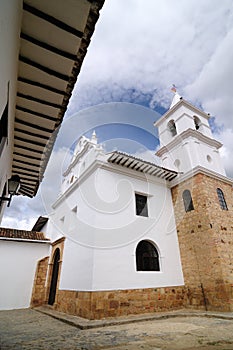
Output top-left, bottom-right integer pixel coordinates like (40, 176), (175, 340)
(1, 92), (233, 319)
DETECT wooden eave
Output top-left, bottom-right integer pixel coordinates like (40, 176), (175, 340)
(13, 0), (105, 197)
(107, 152), (178, 181)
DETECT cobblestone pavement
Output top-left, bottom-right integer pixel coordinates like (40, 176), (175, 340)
(1, 309), (233, 350)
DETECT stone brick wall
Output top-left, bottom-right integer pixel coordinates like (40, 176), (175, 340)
(172, 173), (233, 312)
(31, 256), (49, 307)
(55, 286), (188, 319)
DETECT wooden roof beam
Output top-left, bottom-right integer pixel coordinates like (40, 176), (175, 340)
(13, 158), (41, 169)
(19, 55), (70, 81)
(18, 77), (68, 96)
(15, 127), (49, 141)
(17, 92), (63, 110)
(15, 117), (53, 133)
(16, 105), (57, 122)
(23, 2), (83, 38)
(20, 32), (77, 61)
(14, 135), (46, 148)
(13, 151), (42, 162)
(12, 165), (40, 175)
(14, 144), (44, 155)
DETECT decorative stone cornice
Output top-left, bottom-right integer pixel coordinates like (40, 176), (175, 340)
(169, 165), (233, 188)
(156, 128), (222, 157)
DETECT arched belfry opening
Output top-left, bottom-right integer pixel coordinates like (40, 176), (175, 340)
(194, 116), (201, 130)
(48, 248), (60, 305)
(167, 120), (177, 137)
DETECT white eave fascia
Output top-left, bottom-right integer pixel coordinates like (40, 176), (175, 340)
(154, 99), (210, 127)
(0, 237), (50, 244)
(169, 165), (233, 188)
(156, 128), (222, 157)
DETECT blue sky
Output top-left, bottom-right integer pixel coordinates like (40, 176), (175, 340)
(2, 0), (233, 229)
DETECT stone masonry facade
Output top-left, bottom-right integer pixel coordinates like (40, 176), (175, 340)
(172, 172), (233, 312)
(54, 287), (189, 320)
(31, 256), (49, 307)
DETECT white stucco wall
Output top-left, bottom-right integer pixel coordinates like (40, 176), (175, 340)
(161, 136), (226, 175)
(51, 155), (184, 292)
(0, 239), (50, 309)
(0, 0), (22, 222)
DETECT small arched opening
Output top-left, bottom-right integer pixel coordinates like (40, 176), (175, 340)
(182, 189), (194, 212)
(194, 116), (201, 130)
(216, 188), (228, 210)
(167, 120), (177, 137)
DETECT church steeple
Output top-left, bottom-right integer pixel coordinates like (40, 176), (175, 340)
(154, 93), (226, 176)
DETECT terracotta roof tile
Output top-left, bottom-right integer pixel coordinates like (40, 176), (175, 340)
(0, 227), (50, 241)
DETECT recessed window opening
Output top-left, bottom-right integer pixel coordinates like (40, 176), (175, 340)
(135, 193), (148, 217)
(136, 240), (160, 271)
(182, 189), (194, 212)
(0, 184), (7, 209)
(216, 188), (228, 210)
(194, 116), (201, 130)
(174, 159), (180, 169)
(0, 102), (8, 155)
(167, 120), (177, 137)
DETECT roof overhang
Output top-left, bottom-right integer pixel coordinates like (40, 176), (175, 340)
(107, 152), (178, 181)
(13, 0), (104, 197)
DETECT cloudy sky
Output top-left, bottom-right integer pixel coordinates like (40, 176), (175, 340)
(2, 0), (233, 229)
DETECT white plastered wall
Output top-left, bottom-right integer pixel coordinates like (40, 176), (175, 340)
(161, 136), (226, 175)
(0, 240), (50, 309)
(0, 1), (22, 222)
(52, 163), (184, 291)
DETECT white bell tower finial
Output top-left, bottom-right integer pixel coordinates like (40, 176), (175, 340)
(170, 85), (182, 109)
(91, 130), (97, 144)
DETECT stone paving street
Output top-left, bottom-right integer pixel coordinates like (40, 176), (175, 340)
(1, 309), (233, 350)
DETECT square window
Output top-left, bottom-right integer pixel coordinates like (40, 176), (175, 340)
(135, 193), (148, 217)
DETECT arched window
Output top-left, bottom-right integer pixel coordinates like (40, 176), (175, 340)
(167, 120), (177, 137)
(194, 116), (201, 130)
(136, 240), (160, 271)
(216, 188), (228, 210)
(182, 189), (194, 212)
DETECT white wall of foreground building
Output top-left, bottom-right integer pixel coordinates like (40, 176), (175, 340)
(0, 1), (22, 222)
(0, 239), (50, 309)
(50, 155), (184, 291)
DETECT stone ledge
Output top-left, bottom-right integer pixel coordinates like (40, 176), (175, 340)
(34, 306), (233, 330)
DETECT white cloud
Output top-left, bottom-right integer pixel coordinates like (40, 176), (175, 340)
(185, 27), (233, 128)
(68, 0), (233, 113)
(214, 128), (233, 178)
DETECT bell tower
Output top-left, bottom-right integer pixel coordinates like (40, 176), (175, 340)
(154, 90), (233, 312)
(155, 91), (226, 176)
